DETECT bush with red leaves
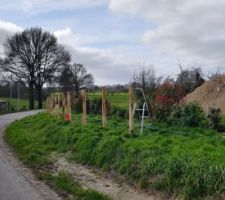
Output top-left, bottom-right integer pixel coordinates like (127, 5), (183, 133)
(151, 79), (186, 121)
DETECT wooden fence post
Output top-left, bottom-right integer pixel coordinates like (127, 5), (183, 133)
(62, 93), (66, 116)
(47, 97), (50, 113)
(59, 93), (63, 118)
(129, 86), (134, 133)
(81, 89), (87, 125)
(54, 94), (57, 115)
(57, 94), (61, 118)
(102, 87), (107, 128)
(51, 94), (54, 114)
(66, 91), (72, 122)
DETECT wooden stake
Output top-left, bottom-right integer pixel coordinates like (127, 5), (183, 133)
(59, 93), (63, 118)
(57, 94), (60, 118)
(54, 95), (57, 115)
(66, 91), (72, 122)
(102, 87), (107, 128)
(129, 86), (134, 133)
(51, 94), (54, 114)
(81, 89), (87, 125)
(62, 93), (66, 116)
(47, 97), (50, 112)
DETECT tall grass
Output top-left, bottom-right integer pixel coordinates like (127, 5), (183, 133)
(5, 112), (225, 199)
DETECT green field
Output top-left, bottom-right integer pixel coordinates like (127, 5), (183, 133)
(88, 92), (128, 108)
(5, 112), (225, 199)
(0, 97), (38, 114)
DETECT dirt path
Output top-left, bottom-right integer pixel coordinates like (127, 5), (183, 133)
(54, 157), (160, 200)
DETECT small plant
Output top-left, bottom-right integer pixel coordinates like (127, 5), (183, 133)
(89, 98), (111, 116)
(207, 107), (224, 131)
(110, 106), (128, 119)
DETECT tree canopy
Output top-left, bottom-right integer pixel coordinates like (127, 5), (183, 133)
(2, 27), (71, 108)
(59, 63), (94, 97)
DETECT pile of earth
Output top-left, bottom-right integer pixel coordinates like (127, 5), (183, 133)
(184, 75), (225, 114)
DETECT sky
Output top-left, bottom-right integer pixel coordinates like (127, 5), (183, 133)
(0, 0), (225, 85)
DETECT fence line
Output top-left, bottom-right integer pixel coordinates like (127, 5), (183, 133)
(46, 86), (135, 133)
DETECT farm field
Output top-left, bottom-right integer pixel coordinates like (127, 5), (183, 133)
(88, 91), (128, 108)
(0, 97), (38, 113)
(5, 112), (225, 200)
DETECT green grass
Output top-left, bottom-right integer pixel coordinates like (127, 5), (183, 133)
(88, 92), (128, 108)
(38, 171), (111, 200)
(5, 112), (225, 199)
(0, 97), (38, 113)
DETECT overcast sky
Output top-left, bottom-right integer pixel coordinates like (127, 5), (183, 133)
(0, 0), (225, 85)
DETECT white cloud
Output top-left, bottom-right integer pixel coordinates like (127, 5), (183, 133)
(0, 20), (23, 34)
(109, 0), (225, 71)
(54, 27), (81, 46)
(53, 27), (135, 85)
(0, 20), (23, 55)
(21, 0), (106, 13)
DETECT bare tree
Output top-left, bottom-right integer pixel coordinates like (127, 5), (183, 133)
(132, 65), (162, 99)
(59, 63), (94, 97)
(1, 27), (71, 109)
(207, 68), (225, 80)
(177, 66), (205, 93)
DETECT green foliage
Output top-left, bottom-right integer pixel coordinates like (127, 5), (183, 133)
(89, 98), (102, 115)
(38, 171), (110, 200)
(207, 107), (224, 131)
(168, 103), (207, 127)
(6, 112), (225, 199)
(110, 106), (128, 119)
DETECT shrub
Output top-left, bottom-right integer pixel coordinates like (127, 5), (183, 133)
(89, 98), (102, 115)
(168, 103), (207, 127)
(207, 108), (225, 132)
(89, 98), (111, 116)
(72, 95), (83, 113)
(110, 106), (128, 119)
(151, 79), (186, 121)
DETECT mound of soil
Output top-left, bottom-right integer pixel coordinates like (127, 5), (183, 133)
(185, 75), (225, 114)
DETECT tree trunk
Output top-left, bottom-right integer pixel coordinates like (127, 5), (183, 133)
(29, 82), (34, 110)
(36, 87), (43, 109)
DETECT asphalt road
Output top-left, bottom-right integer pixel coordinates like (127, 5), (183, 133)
(0, 110), (59, 200)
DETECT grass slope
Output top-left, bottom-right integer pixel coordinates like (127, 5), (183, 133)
(5, 112), (225, 199)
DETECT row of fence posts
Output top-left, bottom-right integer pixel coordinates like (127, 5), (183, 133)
(46, 86), (135, 133)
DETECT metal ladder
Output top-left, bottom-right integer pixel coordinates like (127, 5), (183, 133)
(133, 88), (151, 134)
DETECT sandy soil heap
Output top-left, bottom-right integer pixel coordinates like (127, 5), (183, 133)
(185, 75), (225, 114)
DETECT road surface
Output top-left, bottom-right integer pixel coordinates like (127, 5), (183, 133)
(0, 110), (60, 200)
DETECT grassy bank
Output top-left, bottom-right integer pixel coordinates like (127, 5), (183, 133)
(5, 112), (225, 199)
